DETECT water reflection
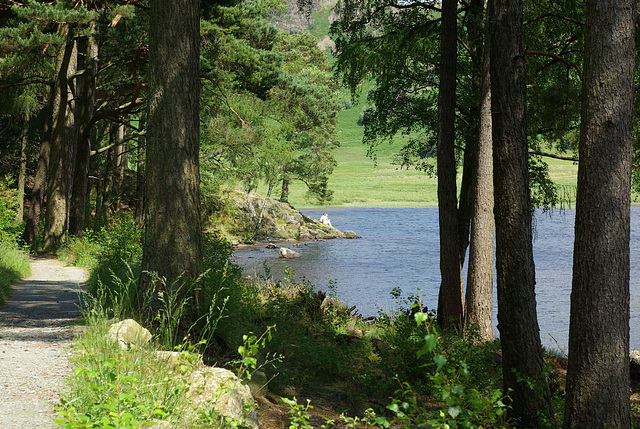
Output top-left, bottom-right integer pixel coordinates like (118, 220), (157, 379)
(232, 207), (640, 352)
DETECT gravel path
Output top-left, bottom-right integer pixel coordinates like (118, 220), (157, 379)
(0, 257), (87, 429)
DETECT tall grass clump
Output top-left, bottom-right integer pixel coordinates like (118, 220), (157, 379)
(58, 212), (145, 320)
(59, 212), (143, 297)
(56, 297), (231, 428)
(66, 215), (242, 354)
(0, 179), (31, 305)
(0, 242), (31, 306)
(57, 258), (259, 428)
(85, 214), (143, 297)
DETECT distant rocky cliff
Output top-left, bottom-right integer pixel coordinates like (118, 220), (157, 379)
(228, 190), (359, 244)
(271, 0), (338, 52)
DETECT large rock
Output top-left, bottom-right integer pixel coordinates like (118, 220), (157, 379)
(279, 247), (301, 258)
(229, 190), (361, 243)
(321, 296), (351, 316)
(107, 319), (152, 349)
(187, 367), (258, 429)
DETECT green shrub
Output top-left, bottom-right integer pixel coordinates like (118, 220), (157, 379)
(373, 313), (510, 429)
(0, 242), (31, 306)
(0, 178), (24, 245)
(214, 270), (378, 391)
(85, 214), (143, 311)
(58, 235), (101, 269)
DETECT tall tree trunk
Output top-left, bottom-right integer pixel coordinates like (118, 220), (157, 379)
(141, 0), (202, 296)
(490, 0), (552, 425)
(436, 0), (464, 331)
(69, 25), (98, 237)
(457, 140), (474, 267)
(456, 0), (485, 269)
(89, 121), (108, 230)
(43, 25), (78, 251)
(113, 123), (126, 211)
(280, 178), (290, 203)
(16, 130), (27, 223)
(563, 1), (635, 428)
(96, 126), (118, 228)
(465, 0), (494, 342)
(135, 113), (146, 226)
(23, 82), (56, 247)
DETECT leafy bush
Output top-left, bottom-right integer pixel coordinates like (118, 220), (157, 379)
(0, 242), (31, 305)
(84, 214), (143, 313)
(372, 313), (510, 429)
(0, 178), (24, 245)
(218, 273), (357, 387)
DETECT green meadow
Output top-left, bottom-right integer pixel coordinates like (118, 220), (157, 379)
(260, 100), (580, 209)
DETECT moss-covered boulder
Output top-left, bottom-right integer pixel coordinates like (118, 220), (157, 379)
(226, 190), (359, 243)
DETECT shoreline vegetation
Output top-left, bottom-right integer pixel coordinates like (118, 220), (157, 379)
(55, 223), (520, 428)
(2, 199), (640, 426)
(47, 213), (640, 428)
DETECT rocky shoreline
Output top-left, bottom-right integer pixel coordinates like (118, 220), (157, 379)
(226, 190), (360, 244)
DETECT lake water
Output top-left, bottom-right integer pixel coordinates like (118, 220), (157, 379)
(232, 207), (640, 352)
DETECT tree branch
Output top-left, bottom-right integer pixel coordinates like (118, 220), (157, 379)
(529, 148), (577, 161)
(90, 131), (145, 156)
(524, 13), (584, 27)
(526, 49), (582, 80)
(0, 78), (51, 93)
(208, 79), (248, 127)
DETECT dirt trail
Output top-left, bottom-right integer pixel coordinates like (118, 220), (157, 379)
(0, 257), (87, 429)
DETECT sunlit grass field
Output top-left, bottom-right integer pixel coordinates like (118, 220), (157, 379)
(260, 100), (581, 209)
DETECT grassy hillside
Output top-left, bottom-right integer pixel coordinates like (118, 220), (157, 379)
(258, 97), (580, 209)
(259, 1), (580, 209)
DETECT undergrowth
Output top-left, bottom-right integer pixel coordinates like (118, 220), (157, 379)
(58, 214), (575, 428)
(0, 242), (31, 306)
(56, 298), (258, 428)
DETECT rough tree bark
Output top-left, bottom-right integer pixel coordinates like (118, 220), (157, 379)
(69, 24), (98, 237)
(23, 72), (56, 247)
(489, 0), (552, 425)
(563, 1), (635, 428)
(135, 112), (146, 226)
(43, 25), (78, 251)
(465, 0), (494, 342)
(141, 0), (202, 295)
(436, 0), (464, 331)
(16, 131), (27, 223)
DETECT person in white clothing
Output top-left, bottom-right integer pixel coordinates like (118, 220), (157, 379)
(319, 212), (332, 227)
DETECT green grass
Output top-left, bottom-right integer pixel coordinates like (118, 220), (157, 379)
(56, 308), (220, 428)
(0, 243), (31, 306)
(259, 99), (584, 209)
(258, 102), (440, 208)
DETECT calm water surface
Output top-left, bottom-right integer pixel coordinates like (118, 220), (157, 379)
(232, 207), (640, 352)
